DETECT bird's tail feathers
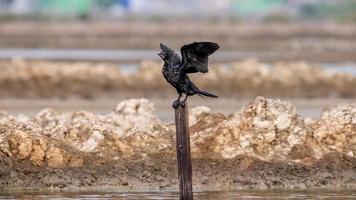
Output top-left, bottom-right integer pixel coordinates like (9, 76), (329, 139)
(196, 90), (218, 98)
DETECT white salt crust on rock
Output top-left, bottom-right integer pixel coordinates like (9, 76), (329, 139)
(0, 97), (355, 167)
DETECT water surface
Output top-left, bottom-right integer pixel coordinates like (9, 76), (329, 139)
(1, 190), (356, 200)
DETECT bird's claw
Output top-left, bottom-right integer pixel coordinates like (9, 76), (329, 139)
(180, 101), (186, 108)
(172, 100), (180, 109)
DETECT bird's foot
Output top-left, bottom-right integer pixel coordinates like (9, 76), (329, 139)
(172, 100), (180, 109)
(180, 101), (186, 108)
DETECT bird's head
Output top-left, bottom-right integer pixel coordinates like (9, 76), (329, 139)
(158, 43), (172, 62)
(158, 43), (182, 66)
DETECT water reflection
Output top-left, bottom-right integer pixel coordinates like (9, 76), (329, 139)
(1, 190), (356, 200)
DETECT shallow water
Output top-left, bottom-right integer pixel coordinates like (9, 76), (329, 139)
(119, 62), (356, 75)
(324, 63), (356, 75)
(0, 98), (354, 121)
(0, 48), (292, 62)
(1, 190), (356, 200)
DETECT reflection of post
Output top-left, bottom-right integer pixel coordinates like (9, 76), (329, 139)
(174, 103), (193, 200)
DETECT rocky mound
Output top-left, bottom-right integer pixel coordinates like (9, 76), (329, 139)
(0, 99), (173, 168)
(0, 97), (355, 190)
(0, 59), (355, 98)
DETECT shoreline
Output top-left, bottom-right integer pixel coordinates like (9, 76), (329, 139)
(0, 97), (355, 190)
(1, 153), (356, 191)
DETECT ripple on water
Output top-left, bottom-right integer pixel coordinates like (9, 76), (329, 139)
(1, 190), (356, 200)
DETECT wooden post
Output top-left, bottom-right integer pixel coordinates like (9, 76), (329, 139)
(174, 103), (193, 200)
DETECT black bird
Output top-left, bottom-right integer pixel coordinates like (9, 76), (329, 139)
(158, 42), (219, 108)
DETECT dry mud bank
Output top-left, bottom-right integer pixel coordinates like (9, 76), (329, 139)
(1, 22), (356, 62)
(0, 97), (355, 190)
(0, 59), (355, 98)
(0, 22), (355, 52)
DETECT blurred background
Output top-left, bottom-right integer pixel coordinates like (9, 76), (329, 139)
(0, 0), (355, 120)
(1, 0), (356, 22)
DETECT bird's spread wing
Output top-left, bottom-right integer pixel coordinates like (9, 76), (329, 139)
(180, 42), (219, 74)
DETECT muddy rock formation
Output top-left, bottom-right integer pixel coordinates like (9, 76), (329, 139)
(189, 106), (211, 126)
(311, 103), (356, 156)
(0, 59), (355, 98)
(0, 59), (125, 98)
(0, 98), (172, 168)
(190, 97), (324, 163)
(0, 97), (355, 190)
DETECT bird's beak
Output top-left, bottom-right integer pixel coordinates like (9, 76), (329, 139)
(157, 52), (165, 59)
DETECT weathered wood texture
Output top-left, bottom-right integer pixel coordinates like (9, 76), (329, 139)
(175, 103), (193, 200)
